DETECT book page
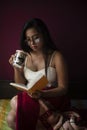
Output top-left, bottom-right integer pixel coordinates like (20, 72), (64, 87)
(10, 83), (27, 91)
(26, 73), (46, 89)
(27, 75), (48, 93)
(10, 73), (48, 93)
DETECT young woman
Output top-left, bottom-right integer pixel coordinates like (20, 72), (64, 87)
(7, 18), (87, 130)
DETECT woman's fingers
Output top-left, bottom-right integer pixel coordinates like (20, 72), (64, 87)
(9, 54), (24, 71)
(28, 90), (43, 99)
(9, 55), (14, 64)
(53, 115), (63, 130)
(70, 122), (87, 130)
(63, 120), (74, 130)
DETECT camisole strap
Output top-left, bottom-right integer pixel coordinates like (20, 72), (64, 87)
(24, 56), (28, 66)
(49, 51), (56, 66)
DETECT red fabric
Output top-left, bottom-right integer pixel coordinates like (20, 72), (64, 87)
(16, 91), (87, 130)
(16, 92), (40, 130)
(16, 91), (71, 130)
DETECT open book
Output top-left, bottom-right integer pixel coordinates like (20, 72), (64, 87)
(10, 73), (48, 93)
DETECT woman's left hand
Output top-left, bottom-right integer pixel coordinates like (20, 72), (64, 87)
(28, 90), (43, 99)
(61, 121), (86, 130)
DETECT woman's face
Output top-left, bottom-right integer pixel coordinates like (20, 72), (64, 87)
(25, 28), (44, 52)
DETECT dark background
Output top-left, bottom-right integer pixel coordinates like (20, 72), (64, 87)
(0, 0), (87, 97)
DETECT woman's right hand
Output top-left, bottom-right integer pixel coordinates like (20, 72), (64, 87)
(9, 54), (24, 72)
(9, 54), (15, 66)
(9, 54), (26, 83)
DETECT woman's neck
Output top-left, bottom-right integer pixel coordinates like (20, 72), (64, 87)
(30, 50), (44, 57)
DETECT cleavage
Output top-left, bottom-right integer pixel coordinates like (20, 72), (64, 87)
(26, 56), (45, 71)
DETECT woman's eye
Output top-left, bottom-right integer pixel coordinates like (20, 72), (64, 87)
(27, 38), (30, 42)
(34, 37), (40, 43)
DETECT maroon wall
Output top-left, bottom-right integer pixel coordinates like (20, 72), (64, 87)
(0, 1), (87, 88)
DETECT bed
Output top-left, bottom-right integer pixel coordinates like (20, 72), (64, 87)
(0, 99), (12, 130)
(0, 80), (19, 130)
(0, 80), (87, 130)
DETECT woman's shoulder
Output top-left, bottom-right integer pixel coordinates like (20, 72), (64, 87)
(53, 51), (66, 65)
(50, 50), (65, 67)
(53, 50), (64, 59)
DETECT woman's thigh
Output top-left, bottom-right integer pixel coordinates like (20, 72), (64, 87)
(10, 95), (18, 111)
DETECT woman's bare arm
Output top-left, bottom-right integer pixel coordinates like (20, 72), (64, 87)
(13, 67), (27, 84)
(9, 54), (27, 84)
(42, 52), (68, 98)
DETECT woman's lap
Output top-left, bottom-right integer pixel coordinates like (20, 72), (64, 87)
(9, 92), (87, 130)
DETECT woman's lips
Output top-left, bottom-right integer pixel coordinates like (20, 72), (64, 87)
(31, 45), (38, 49)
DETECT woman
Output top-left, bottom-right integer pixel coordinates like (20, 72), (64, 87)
(7, 18), (87, 130)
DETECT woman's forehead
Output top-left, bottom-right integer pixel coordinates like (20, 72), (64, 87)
(25, 28), (42, 38)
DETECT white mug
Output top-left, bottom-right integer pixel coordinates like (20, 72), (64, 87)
(13, 50), (27, 68)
